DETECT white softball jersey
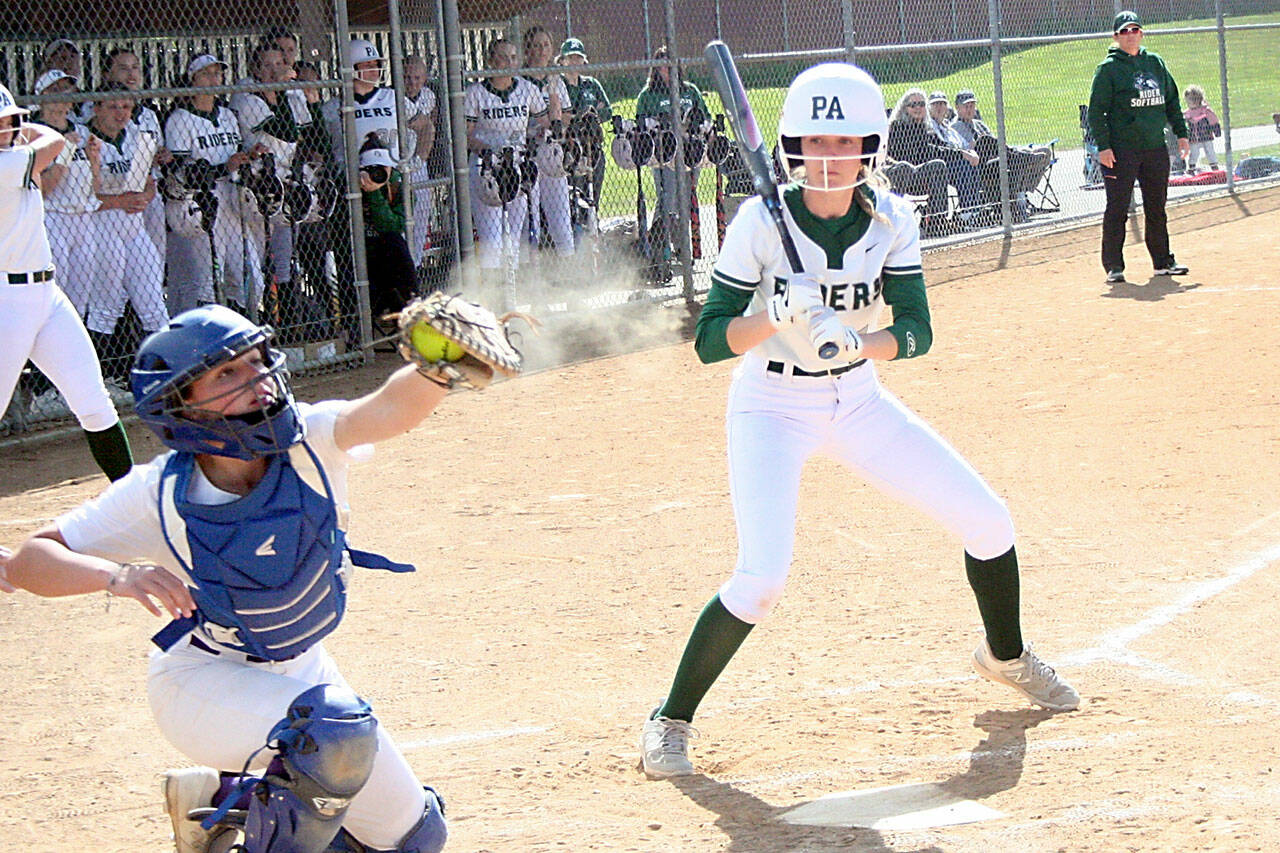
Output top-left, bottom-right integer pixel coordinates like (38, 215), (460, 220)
(230, 88), (312, 177)
(464, 78), (546, 155)
(41, 122), (99, 214)
(165, 104), (244, 166)
(0, 146), (53, 272)
(56, 401), (429, 849)
(40, 121), (100, 317)
(322, 86), (402, 167)
(712, 189), (922, 374)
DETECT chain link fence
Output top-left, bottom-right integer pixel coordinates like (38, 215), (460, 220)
(3, 0), (1278, 439)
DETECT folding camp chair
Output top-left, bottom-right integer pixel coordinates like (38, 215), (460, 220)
(1079, 104), (1103, 186)
(1024, 139), (1060, 215)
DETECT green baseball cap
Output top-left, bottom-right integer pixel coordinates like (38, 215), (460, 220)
(559, 37), (586, 58)
(1113, 10), (1142, 32)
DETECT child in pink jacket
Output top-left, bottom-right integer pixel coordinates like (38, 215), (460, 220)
(1183, 85), (1221, 171)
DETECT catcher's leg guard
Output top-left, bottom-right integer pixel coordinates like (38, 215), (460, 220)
(240, 684), (379, 853)
(391, 787), (447, 853)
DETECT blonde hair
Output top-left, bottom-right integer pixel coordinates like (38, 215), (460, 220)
(1184, 84), (1205, 106)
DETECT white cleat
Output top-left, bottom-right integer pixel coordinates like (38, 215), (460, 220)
(640, 711), (697, 779)
(162, 766), (221, 853)
(972, 640), (1080, 712)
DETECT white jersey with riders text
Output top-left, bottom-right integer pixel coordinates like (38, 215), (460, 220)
(464, 78), (546, 155)
(40, 121), (100, 214)
(91, 123), (156, 195)
(165, 104), (244, 167)
(230, 88), (312, 177)
(712, 188), (921, 373)
(321, 86), (401, 166)
(0, 146), (52, 272)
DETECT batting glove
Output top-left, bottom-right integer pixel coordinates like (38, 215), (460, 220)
(765, 274), (825, 331)
(808, 307), (864, 361)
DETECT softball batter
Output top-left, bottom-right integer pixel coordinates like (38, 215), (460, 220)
(0, 81), (132, 480)
(640, 63), (1079, 779)
(0, 305), (448, 852)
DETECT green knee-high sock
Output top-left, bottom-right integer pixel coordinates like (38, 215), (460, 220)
(965, 546), (1023, 661)
(83, 422), (133, 482)
(658, 594), (754, 723)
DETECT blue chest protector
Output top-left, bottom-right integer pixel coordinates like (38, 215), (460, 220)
(152, 443), (413, 661)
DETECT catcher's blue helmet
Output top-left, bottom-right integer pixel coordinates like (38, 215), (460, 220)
(131, 305), (303, 459)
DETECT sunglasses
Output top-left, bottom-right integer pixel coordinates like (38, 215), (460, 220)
(905, 101), (926, 107)
(1117, 26), (1142, 33)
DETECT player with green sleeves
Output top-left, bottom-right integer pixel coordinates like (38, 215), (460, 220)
(638, 61), (1080, 780)
(635, 45), (709, 232)
(1087, 10), (1189, 284)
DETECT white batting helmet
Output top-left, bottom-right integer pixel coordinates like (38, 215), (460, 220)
(534, 133), (567, 180)
(166, 198), (207, 238)
(348, 38), (387, 86)
(0, 84), (29, 142)
(778, 63), (888, 191)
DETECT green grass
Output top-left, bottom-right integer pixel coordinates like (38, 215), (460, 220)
(594, 13), (1280, 219)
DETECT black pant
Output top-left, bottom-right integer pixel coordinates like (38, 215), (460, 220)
(1101, 147), (1172, 273)
(365, 231), (417, 317)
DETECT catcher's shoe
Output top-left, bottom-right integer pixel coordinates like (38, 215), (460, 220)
(162, 766), (221, 853)
(973, 640), (1080, 712)
(641, 708), (697, 779)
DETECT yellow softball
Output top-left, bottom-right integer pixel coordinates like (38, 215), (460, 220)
(410, 321), (465, 362)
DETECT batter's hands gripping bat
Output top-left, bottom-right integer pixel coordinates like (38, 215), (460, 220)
(703, 40), (838, 359)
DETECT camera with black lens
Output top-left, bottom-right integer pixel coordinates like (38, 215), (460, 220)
(360, 163), (389, 188)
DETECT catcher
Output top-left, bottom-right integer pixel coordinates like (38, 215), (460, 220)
(0, 296), (521, 852)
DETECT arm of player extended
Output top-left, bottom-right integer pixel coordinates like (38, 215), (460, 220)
(332, 362), (450, 451)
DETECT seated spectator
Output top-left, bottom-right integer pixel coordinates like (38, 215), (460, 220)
(950, 90), (1050, 221)
(87, 82), (168, 378)
(925, 91), (982, 219)
(1182, 84), (1220, 171)
(884, 88), (950, 234)
(358, 140), (416, 317)
(41, 38), (82, 81)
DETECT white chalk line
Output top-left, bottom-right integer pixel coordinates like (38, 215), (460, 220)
(400, 725), (547, 752)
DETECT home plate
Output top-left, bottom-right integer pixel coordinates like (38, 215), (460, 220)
(779, 782), (1003, 831)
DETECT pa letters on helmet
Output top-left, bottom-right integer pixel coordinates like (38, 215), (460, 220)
(810, 94), (846, 121)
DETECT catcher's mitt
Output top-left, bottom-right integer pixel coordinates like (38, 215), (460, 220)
(395, 292), (532, 390)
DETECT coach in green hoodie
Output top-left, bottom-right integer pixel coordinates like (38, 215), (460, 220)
(1087, 10), (1190, 284)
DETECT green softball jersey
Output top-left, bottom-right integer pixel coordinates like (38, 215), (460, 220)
(1087, 45), (1187, 152)
(564, 76), (612, 122)
(695, 184), (931, 365)
(635, 80), (708, 124)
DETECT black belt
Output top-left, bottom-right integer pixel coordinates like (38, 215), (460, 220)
(188, 633), (298, 664)
(7, 268), (54, 284)
(767, 358), (866, 378)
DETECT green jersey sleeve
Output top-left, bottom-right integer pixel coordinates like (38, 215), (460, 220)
(881, 271), (931, 359)
(694, 278), (756, 363)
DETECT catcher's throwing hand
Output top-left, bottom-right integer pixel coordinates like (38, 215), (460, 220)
(106, 562), (196, 619)
(395, 292), (533, 390)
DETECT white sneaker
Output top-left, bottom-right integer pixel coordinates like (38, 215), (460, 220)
(972, 640), (1080, 712)
(162, 766), (221, 853)
(640, 711), (697, 779)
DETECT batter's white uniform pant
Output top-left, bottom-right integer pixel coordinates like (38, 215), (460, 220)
(526, 172), (574, 258)
(469, 167), (527, 271)
(148, 636), (428, 850)
(45, 210), (98, 318)
(718, 354), (1015, 624)
(88, 208), (169, 335)
(0, 281), (118, 431)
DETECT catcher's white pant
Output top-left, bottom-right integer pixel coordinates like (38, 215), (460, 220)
(526, 172), (574, 258)
(88, 208), (168, 334)
(148, 636), (429, 850)
(45, 210), (98, 319)
(469, 168), (527, 271)
(0, 280), (118, 431)
(718, 353), (1014, 624)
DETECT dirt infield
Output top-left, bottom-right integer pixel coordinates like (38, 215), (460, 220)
(2, 187), (1279, 852)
